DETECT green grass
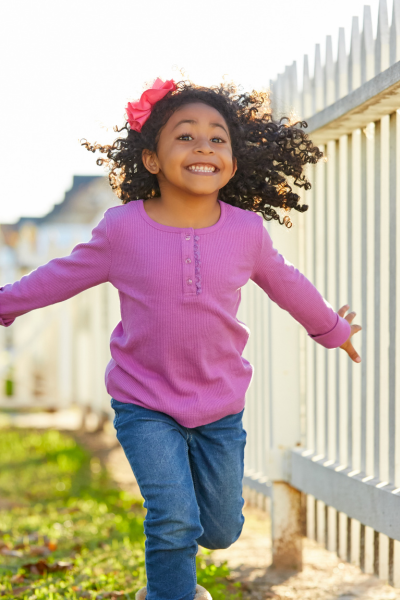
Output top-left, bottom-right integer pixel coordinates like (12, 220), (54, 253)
(0, 429), (242, 600)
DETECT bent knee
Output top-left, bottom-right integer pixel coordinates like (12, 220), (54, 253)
(199, 520), (244, 550)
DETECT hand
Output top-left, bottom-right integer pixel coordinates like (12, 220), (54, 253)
(338, 304), (362, 363)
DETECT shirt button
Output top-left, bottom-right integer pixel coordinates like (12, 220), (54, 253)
(187, 278), (193, 285)
(185, 258), (191, 263)
(185, 235), (191, 240)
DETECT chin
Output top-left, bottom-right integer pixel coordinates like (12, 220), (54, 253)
(186, 185), (221, 196)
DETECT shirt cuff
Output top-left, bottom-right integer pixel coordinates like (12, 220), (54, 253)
(308, 313), (351, 349)
(0, 316), (16, 327)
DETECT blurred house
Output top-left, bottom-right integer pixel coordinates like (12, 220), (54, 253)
(0, 175), (118, 279)
(0, 175), (119, 408)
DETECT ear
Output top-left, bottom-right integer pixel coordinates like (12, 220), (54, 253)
(230, 157), (238, 179)
(142, 149), (160, 174)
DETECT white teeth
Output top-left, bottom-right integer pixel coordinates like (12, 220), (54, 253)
(188, 165), (215, 172)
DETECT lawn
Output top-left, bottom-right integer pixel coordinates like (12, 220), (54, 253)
(0, 428), (243, 600)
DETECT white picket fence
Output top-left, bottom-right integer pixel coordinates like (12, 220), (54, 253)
(241, 0), (400, 586)
(0, 221), (118, 421)
(0, 282), (117, 420)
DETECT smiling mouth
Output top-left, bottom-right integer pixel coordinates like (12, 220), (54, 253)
(186, 163), (219, 174)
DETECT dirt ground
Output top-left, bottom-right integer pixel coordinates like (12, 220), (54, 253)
(69, 423), (400, 600)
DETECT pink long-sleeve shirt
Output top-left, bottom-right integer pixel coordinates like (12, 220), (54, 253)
(0, 199), (350, 427)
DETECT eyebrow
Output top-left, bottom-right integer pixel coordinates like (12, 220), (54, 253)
(172, 119), (229, 137)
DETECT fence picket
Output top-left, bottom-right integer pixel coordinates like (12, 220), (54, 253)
(326, 141), (338, 461)
(379, 115), (390, 485)
(302, 54), (312, 119)
(351, 129), (362, 473)
(334, 140), (341, 466)
(375, 0), (390, 74)
(339, 134), (349, 468)
(336, 28), (348, 100)
(349, 17), (361, 92)
(325, 36), (335, 107)
(347, 133), (353, 470)
(390, 0), (400, 64)
(361, 6), (375, 84)
(290, 61), (300, 117)
(365, 122), (375, 479)
(314, 149), (326, 457)
(314, 45), (324, 113)
(374, 119), (381, 482)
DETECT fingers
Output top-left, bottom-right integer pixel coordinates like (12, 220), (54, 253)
(338, 305), (362, 328)
(347, 311), (357, 323)
(346, 341), (362, 363)
(350, 324), (362, 335)
(338, 306), (362, 362)
(337, 304), (349, 317)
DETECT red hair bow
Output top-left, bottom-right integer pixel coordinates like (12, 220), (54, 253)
(125, 78), (177, 132)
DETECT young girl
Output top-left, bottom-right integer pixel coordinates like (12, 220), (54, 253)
(0, 78), (361, 600)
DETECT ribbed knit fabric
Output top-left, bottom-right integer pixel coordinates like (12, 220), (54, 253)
(0, 199), (351, 427)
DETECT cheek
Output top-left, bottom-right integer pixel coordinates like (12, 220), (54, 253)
(160, 146), (187, 172)
(221, 150), (235, 170)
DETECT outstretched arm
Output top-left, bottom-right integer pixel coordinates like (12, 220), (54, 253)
(250, 220), (361, 361)
(0, 215), (112, 327)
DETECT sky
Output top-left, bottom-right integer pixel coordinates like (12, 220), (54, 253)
(0, 0), (393, 223)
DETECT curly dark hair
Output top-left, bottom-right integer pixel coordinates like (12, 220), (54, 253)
(81, 80), (323, 228)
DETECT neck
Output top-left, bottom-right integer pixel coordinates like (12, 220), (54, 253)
(145, 183), (221, 229)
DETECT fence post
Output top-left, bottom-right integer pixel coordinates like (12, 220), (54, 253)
(265, 218), (304, 570)
(271, 482), (303, 569)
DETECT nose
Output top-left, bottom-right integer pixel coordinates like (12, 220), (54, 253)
(194, 136), (214, 154)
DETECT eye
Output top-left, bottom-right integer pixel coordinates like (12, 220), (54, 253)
(211, 137), (225, 143)
(178, 134), (193, 141)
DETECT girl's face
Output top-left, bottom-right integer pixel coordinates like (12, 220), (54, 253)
(142, 102), (237, 198)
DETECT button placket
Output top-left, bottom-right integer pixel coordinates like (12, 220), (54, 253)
(182, 230), (195, 296)
(193, 235), (202, 295)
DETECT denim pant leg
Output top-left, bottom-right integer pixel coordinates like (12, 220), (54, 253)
(111, 398), (203, 600)
(187, 409), (247, 550)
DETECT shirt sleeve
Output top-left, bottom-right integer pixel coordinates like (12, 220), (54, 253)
(0, 214), (112, 327)
(250, 219), (351, 349)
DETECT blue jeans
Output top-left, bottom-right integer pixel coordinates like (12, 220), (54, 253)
(110, 398), (247, 600)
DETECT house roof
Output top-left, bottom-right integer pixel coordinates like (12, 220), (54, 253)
(1, 175), (119, 245)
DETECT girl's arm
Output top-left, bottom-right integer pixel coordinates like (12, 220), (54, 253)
(0, 215), (111, 327)
(250, 221), (351, 350)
